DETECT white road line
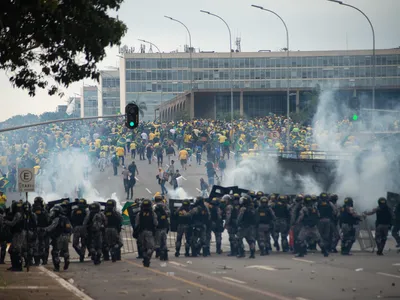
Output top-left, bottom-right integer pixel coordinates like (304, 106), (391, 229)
(145, 188), (152, 194)
(165, 164), (170, 167)
(38, 266), (94, 300)
(230, 151), (235, 154)
(246, 265), (277, 271)
(222, 277), (246, 284)
(135, 177), (139, 181)
(377, 272), (400, 279)
(296, 297), (312, 300)
(0, 286), (50, 290)
(181, 176), (187, 180)
(393, 263), (400, 266)
(196, 188), (201, 193)
(292, 258), (315, 264)
(169, 261), (187, 267)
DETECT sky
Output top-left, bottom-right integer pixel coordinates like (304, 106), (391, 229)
(1, 0), (399, 121)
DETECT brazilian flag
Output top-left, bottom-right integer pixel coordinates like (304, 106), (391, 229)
(117, 137), (126, 148)
(0, 176), (10, 193)
(121, 201), (138, 226)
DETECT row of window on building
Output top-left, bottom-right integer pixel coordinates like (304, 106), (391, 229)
(125, 55), (400, 70)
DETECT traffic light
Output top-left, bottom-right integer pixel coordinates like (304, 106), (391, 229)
(349, 97), (360, 121)
(125, 103), (139, 129)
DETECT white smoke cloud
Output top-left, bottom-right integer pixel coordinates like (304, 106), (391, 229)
(226, 86), (400, 212)
(32, 148), (121, 211)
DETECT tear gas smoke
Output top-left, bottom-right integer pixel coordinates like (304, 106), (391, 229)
(167, 187), (193, 200)
(227, 87), (400, 212)
(66, 100), (75, 116)
(32, 148), (122, 211)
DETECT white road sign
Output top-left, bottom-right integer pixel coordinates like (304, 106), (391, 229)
(18, 168), (35, 192)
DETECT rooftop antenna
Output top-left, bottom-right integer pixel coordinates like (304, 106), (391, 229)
(148, 45), (153, 53)
(236, 37), (241, 52)
(140, 44), (145, 53)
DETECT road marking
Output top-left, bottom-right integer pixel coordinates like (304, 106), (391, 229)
(181, 176), (187, 180)
(393, 263), (400, 266)
(230, 151), (235, 154)
(0, 286), (50, 290)
(123, 259), (242, 300)
(292, 258), (315, 264)
(246, 265), (277, 271)
(296, 298), (311, 300)
(135, 177), (139, 181)
(130, 277), (152, 281)
(152, 288), (179, 292)
(169, 261), (186, 267)
(222, 277), (246, 284)
(196, 188), (201, 193)
(38, 266), (93, 300)
(377, 272), (400, 279)
(146, 188), (152, 194)
(165, 261), (294, 300)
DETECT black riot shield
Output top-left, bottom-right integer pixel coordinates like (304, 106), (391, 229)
(169, 198), (194, 232)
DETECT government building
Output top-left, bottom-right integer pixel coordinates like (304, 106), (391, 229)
(80, 48), (400, 121)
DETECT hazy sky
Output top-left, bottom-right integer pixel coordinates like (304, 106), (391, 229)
(1, 0), (399, 121)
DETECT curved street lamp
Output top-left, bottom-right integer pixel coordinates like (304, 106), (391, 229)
(138, 39), (163, 122)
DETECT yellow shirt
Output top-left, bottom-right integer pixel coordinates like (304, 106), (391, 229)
(219, 135), (227, 143)
(95, 139), (102, 148)
(178, 149), (188, 160)
(184, 134), (191, 143)
(149, 133), (155, 141)
(0, 156), (7, 166)
(130, 142), (137, 150)
(34, 165), (40, 175)
(0, 195), (6, 206)
(116, 147), (125, 157)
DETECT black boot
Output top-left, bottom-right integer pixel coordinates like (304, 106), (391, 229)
(0, 246), (6, 264)
(206, 247), (211, 256)
(184, 247), (190, 257)
(116, 248), (121, 261)
(175, 248), (180, 257)
(155, 248), (160, 259)
(103, 250), (110, 261)
(249, 248), (255, 259)
(34, 256), (40, 266)
(216, 243), (222, 254)
(136, 241), (143, 259)
(237, 247), (245, 258)
(53, 262), (60, 272)
(260, 248), (266, 256)
(321, 247), (329, 257)
(202, 246), (208, 257)
(63, 258), (70, 270)
(274, 242), (280, 252)
(143, 257), (150, 268)
(227, 245), (237, 257)
(191, 246), (198, 257)
(295, 245), (306, 258)
(164, 250), (169, 261)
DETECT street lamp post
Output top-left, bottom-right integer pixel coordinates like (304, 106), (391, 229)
(164, 16), (193, 96)
(200, 10), (234, 128)
(328, 0), (376, 117)
(252, 5), (291, 150)
(138, 39), (163, 123)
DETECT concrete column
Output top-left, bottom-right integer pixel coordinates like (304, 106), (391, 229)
(296, 89), (300, 113)
(240, 90), (244, 117)
(353, 88), (357, 97)
(189, 92), (195, 119)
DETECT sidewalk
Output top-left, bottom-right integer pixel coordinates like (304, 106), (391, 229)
(0, 263), (92, 300)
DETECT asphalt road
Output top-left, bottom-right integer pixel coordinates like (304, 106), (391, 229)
(90, 151), (236, 201)
(50, 250), (400, 300)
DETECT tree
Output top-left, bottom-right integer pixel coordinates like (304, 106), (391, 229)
(290, 84), (321, 124)
(175, 110), (190, 121)
(129, 101), (147, 118)
(216, 110), (242, 121)
(0, 0), (127, 96)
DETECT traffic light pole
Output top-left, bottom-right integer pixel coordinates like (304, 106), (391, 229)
(0, 115), (123, 134)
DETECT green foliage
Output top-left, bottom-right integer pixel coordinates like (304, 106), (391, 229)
(216, 110), (242, 121)
(129, 98), (147, 118)
(290, 84), (321, 124)
(0, 0), (127, 96)
(174, 110), (190, 121)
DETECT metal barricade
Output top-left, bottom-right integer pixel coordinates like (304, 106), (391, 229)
(356, 219), (376, 252)
(120, 225), (136, 254)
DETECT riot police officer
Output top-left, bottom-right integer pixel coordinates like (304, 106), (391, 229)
(189, 197), (210, 257)
(208, 197), (224, 255)
(32, 197), (50, 266)
(175, 199), (192, 257)
(154, 195), (170, 261)
(295, 195), (329, 258)
(84, 202), (107, 265)
(393, 201), (400, 248)
(317, 193), (337, 252)
(225, 194), (239, 256)
(271, 195), (290, 252)
(44, 205), (72, 272)
(329, 194), (340, 252)
(364, 197), (393, 256)
(134, 199), (158, 267)
(237, 195), (257, 258)
(4, 201), (25, 271)
(339, 197), (364, 255)
(290, 194), (304, 254)
(71, 199), (87, 262)
(103, 199), (123, 262)
(256, 196), (276, 255)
